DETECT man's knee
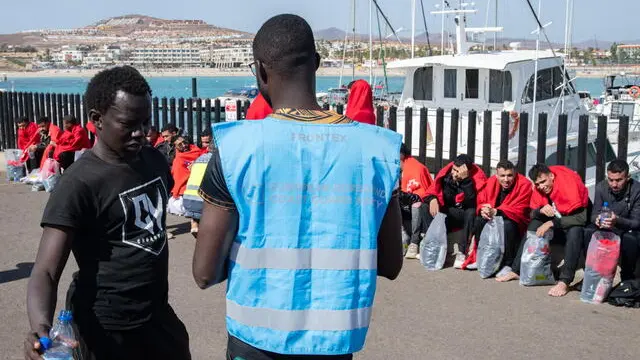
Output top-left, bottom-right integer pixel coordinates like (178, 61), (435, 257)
(566, 226), (584, 242)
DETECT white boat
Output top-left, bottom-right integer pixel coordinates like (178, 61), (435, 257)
(590, 73), (640, 138)
(387, 6), (640, 195)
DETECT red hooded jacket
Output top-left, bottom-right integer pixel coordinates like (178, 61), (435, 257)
(17, 122), (39, 150)
(171, 144), (204, 198)
(34, 124), (62, 167)
(425, 162), (487, 207)
(245, 93), (273, 120)
(478, 173), (533, 233)
(401, 157), (434, 200)
(530, 165), (589, 215)
(346, 80), (375, 125)
(53, 124), (91, 160)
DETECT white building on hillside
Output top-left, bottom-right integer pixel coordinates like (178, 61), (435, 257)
(130, 47), (203, 67)
(208, 46), (253, 68)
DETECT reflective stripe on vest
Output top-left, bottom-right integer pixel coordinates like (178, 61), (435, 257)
(214, 118), (401, 355)
(226, 299), (372, 331)
(229, 242), (377, 270)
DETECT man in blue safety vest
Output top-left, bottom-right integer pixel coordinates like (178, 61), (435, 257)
(192, 14), (404, 359)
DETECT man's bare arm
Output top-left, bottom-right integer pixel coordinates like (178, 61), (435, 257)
(377, 194), (403, 280)
(26, 227), (73, 336)
(192, 201), (238, 289)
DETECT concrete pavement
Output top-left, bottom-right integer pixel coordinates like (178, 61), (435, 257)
(0, 178), (639, 360)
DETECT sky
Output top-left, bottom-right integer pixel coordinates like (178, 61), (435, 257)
(0, 0), (638, 43)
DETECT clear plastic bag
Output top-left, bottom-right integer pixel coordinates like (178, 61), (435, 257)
(477, 216), (505, 279)
(519, 230), (556, 286)
(580, 231), (621, 304)
(40, 158), (60, 180)
(43, 174), (60, 193)
(420, 213), (448, 271)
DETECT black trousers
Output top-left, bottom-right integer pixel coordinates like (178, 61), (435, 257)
(474, 216), (521, 268)
(58, 150), (76, 170)
(584, 225), (640, 282)
(27, 147), (45, 172)
(511, 219), (584, 284)
(65, 279), (191, 360)
(227, 335), (353, 360)
(419, 207), (476, 255)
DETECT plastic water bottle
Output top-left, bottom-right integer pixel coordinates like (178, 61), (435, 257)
(39, 310), (76, 360)
(599, 202), (612, 224)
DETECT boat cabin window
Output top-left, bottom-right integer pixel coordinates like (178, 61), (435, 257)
(523, 66), (571, 103)
(444, 69), (457, 98)
(489, 70), (513, 103)
(413, 67), (433, 101)
(465, 69), (479, 99)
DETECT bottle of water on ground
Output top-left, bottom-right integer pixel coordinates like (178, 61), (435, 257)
(599, 202), (612, 225)
(39, 310), (76, 360)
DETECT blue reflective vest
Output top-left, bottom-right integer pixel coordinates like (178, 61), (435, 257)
(213, 117), (401, 355)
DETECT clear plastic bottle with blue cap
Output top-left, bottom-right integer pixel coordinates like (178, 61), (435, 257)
(599, 202), (612, 226)
(39, 309), (76, 360)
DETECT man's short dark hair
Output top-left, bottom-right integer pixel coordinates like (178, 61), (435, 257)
(607, 159), (629, 176)
(147, 126), (158, 134)
(62, 115), (79, 125)
(37, 116), (50, 124)
(453, 154), (473, 169)
(496, 160), (515, 171)
(16, 116), (29, 124)
(347, 80), (356, 90)
(253, 14), (316, 76)
(162, 123), (178, 133)
(528, 163), (551, 181)
(201, 129), (212, 137)
(400, 143), (410, 157)
(85, 65), (152, 115)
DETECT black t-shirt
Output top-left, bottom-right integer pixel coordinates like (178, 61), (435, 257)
(442, 174), (476, 209)
(41, 147), (174, 330)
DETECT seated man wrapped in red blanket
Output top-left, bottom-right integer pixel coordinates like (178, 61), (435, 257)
(25, 117), (62, 171)
(50, 115), (92, 170)
(472, 160), (532, 275)
(168, 135), (203, 216)
(497, 164), (590, 298)
(407, 154), (487, 269)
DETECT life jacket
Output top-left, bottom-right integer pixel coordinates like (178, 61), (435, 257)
(182, 152), (212, 219)
(214, 117), (400, 355)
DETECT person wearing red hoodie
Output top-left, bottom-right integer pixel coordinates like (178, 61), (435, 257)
(245, 92), (273, 120)
(473, 160), (532, 276)
(407, 154), (487, 268)
(399, 143), (434, 255)
(16, 117), (39, 152)
(497, 164), (589, 298)
(345, 79), (376, 125)
(52, 115), (91, 170)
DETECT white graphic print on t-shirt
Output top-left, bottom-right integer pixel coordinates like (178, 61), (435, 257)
(118, 177), (168, 255)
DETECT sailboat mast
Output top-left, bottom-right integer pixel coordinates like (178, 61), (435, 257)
(441, 0), (445, 54)
(369, 0), (373, 84)
(532, 0), (542, 126)
(411, 0), (416, 58)
(352, 0), (357, 81)
(494, 0), (498, 49)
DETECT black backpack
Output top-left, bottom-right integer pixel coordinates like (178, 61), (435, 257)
(608, 279), (640, 308)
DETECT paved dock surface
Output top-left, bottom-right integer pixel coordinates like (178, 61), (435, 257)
(0, 178), (638, 360)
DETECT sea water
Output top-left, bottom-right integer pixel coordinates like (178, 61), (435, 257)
(0, 76), (603, 99)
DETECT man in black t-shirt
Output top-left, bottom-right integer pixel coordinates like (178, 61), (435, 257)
(25, 66), (191, 360)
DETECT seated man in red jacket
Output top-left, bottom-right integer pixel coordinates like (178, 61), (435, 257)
(497, 164), (589, 297)
(474, 160), (532, 276)
(25, 117), (61, 171)
(16, 117), (39, 152)
(52, 115), (91, 170)
(400, 144), (434, 257)
(410, 154), (487, 268)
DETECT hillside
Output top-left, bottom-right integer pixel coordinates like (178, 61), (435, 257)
(0, 14), (252, 49)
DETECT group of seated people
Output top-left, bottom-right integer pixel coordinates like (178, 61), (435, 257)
(16, 115), (93, 173)
(399, 144), (640, 297)
(144, 123), (213, 235)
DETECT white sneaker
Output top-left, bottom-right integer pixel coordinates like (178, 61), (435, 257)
(466, 262), (477, 270)
(405, 243), (419, 259)
(453, 253), (466, 269)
